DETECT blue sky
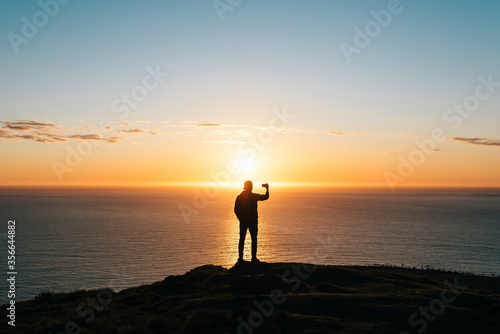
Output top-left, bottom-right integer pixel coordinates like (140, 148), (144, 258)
(2, 1), (498, 123)
(1, 0), (499, 186)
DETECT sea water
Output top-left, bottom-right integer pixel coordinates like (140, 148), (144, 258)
(0, 187), (499, 301)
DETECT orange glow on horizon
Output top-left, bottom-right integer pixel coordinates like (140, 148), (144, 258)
(1, 130), (500, 189)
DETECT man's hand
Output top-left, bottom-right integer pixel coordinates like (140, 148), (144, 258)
(263, 183), (269, 189)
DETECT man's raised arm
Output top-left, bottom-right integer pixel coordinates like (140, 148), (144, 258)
(261, 183), (269, 201)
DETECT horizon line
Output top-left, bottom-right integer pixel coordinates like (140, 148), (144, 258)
(1, 182), (500, 193)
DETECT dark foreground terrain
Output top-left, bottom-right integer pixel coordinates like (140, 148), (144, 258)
(3, 262), (500, 333)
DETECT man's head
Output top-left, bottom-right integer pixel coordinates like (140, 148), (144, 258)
(243, 180), (253, 192)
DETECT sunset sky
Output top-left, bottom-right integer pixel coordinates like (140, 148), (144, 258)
(1, 0), (499, 188)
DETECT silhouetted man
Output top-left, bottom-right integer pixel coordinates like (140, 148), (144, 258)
(234, 180), (269, 263)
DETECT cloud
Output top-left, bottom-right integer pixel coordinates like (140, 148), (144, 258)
(105, 137), (123, 144)
(3, 120), (59, 131)
(198, 123), (222, 127)
(8, 119), (475, 150)
(0, 122), (69, 143)
(411, 148), (442, 153)
(0, 120), (127, 144)
(68, 134), (123, 143)
(0, 132), (67, 143)
(329, 131), (367, 136)
(35, 132), (68, 143)
(115, 123), (132, 128)
(329, 131), (434, 138)
(116, 129), (144, 133)
(448, 137), (500, 147)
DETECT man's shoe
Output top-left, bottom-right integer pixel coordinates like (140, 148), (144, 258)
(237, 257), (245, 263)
(251, 258), (260, 263)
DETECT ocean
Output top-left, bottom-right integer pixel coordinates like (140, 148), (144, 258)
(1, 187), (499, 302)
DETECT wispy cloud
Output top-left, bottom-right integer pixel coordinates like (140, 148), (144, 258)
(448, 137), (500, 147)
(5, 119), (497, 152)
(198, 123), (222, 127)
(1, 120), (126, 144)
(116, 129), (144, 133)
(67, 134), (123, 143)
(115, 122), (132, 128)
(329, 131), (368, 136)
(0, 120), (67, 143)
(4, 120), (59, 131)
(391, 133), (428, 138)
(0, 131), (68, 143)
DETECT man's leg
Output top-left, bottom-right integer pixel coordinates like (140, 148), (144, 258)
(239, 220), (247, 260)
(249, 218), (258, 261)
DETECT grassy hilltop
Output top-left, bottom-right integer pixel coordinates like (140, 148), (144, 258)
(4, 262), (500, 333)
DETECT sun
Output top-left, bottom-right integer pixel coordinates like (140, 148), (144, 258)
(237, 157), (255, 174)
